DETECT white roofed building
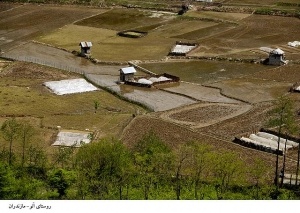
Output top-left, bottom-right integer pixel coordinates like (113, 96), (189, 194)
(269, 48), (287, 65)
(79, 41), (92, 57)
(119, 67), (137, 82)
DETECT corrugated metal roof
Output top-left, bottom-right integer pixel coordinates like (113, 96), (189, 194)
(120, 67), (137, 74)
(79, 41), (92, 48)
(271, 48), (284, 55)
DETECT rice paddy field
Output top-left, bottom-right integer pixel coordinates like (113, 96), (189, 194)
(140, 60), (268, 84)
(1, 1), (300, 185)
(0, 61), (146, 144)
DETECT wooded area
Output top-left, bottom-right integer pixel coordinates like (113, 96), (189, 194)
(0, 121), (299, 200)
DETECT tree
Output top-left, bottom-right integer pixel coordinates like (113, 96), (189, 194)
(93, 100), (100, 113)
(27, 145), (48, 179)
(0, 162), (15, 199)
(47, 169), (75, 199)
(132, 131), (173, 200)
(75, 138), (132, 199)
(188, 142), (212, 199)
(267, 96), (297, 190)
(212, 151), (244, 198)
(53, 145), (76, 169)
(19, 122), (35, 168)
(1, 118), (20, 165)
(249, 158), (268, 199)
(173, 142), (192, 200)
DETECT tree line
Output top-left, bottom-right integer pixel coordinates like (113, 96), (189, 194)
(0, 116), (298, 200)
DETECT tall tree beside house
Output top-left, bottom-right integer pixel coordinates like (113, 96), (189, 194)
(1, 118), (20, 166)
(267, 96), (297, 192)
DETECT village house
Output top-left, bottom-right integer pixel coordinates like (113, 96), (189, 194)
(79, 41), (92, 57)
(268, 48), (287, 65)
(119, 67), (137, 82)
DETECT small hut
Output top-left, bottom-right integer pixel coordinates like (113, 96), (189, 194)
(79, 41), (92, 57)
(268, 48), (287, 65)
(119, 67), (137, 82)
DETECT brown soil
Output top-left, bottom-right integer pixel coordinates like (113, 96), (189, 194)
(170, 104), (240, 122)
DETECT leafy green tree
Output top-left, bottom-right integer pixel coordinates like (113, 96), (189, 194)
(19, 122), (35, 168)
(249, 158), (268, 199)
(94, 100), (100, 113)
(53, 145), (76, 169)
(267, 96), (297, 189)
(75, 138), (132, 199)
(172, 142), (192, 200)
(1, 117), (20, 165)
(47, 169), (76, 199)
(188, 142), (212, 199)
(133, 131), (173, 200)
(212, 151), (244, 198)
(27, 145), (48, 179)
(0, 162), (15, 199)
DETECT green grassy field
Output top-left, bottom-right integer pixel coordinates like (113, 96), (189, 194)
(75, 8), (170, 31)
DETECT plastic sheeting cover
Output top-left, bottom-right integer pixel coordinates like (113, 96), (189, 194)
(44, 78), (98, 95)
(171, 45), (196, 54)
(288, 41), (300, 47)
(256, 132), (298, 147)
(138, 78), (153, 85)
(52, 131), (91, 147)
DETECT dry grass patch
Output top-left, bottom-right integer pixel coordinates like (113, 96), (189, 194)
(154, 18), (218, 38)
(185, 10), (251, 22)
(211, 78), (291, 103)
(174, 22), (236, 41)
(39, 25), (117, 50)
(192, 14), (300, 56)
(0, 61), (146, 134)
(39, 24), (176, 61)
(74, 8), (170, 31)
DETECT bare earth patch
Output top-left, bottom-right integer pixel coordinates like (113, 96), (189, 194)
(160, 102), (252, 128)
(163, 81), (240, 103)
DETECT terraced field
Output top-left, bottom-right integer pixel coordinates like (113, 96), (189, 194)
(1, 2), (300, 183)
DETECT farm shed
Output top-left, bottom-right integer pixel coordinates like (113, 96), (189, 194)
(268, 48), (287, 66)
(119, 67), (137, 82)
(79, 41), (92, 57)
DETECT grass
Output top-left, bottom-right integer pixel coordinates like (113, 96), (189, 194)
(174, 22), (236, 41)
(185, 10), (251, 22)
(74, 8), (169, 31)
(140, 60), (269, 84)
(0, 61), (147, 137)
(39, 24), (177, 61)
